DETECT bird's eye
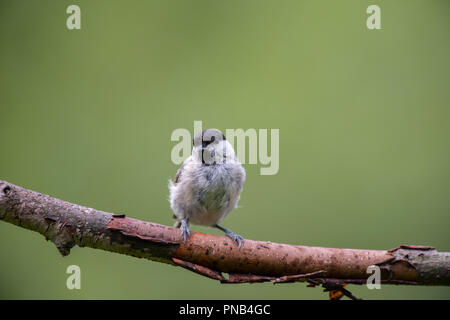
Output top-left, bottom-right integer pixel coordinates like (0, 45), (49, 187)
(202, 135), (217, 148)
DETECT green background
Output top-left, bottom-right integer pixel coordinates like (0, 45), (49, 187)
(1, 0), (449, 299)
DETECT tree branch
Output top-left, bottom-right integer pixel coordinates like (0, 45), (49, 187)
(1, 180), (449, 292)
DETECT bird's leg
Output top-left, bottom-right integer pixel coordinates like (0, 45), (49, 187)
(180, 218), (191, 244)
(215, 224), (243, 248)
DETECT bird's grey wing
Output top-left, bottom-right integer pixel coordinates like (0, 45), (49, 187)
(171, 162), (187, 224)
(173, 162), (186, 184)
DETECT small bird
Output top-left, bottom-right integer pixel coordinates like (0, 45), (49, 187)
(169, 129), (246, 247)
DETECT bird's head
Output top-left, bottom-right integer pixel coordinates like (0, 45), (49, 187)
(192, 129), (235, 165)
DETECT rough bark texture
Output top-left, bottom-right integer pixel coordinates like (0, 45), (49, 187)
(0, 180), (449, 287)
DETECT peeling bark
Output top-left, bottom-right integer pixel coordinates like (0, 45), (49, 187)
(0, 180), (449, 287)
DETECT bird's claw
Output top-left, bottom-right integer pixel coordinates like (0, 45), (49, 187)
(225, 231), (243, 249)
(180, 220), (191, 244)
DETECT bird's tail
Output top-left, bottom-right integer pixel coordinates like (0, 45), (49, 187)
(172, 216), (181, 228)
